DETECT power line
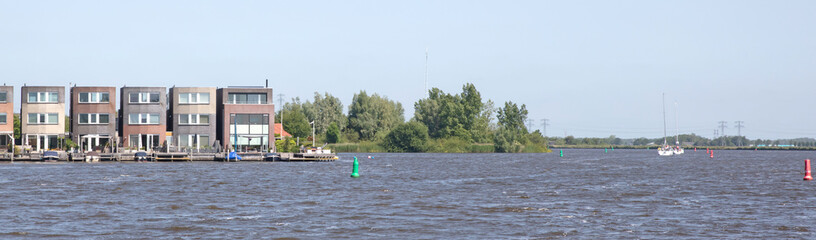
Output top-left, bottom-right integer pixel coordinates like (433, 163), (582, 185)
(540, 118), (549, 137)
(735, 121), (745, 146)
(718, 121), (728, 146)
(277, 93), (285, 125)
(525, 119), (535, 132)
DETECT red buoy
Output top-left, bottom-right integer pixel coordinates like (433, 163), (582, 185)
(709, 150), (713, 158)
(694, 147), (697, 152)
(805, 159), (813, 181)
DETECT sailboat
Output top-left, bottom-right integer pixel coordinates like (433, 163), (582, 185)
(673, 102), (684, 155)
(658, 93), (674, 156)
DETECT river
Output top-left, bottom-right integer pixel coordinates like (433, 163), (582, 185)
(0, 149), (814, 238)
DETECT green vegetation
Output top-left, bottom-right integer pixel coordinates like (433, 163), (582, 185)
(276, 83), (549, 153)
(347, 91), (404, 141)
(381, 121), (429, 152)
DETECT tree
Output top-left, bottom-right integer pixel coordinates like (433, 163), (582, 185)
(347, 91), (404, 141)
(279, 98), (311, 138)
(381, 121), (429, 152)
(326, 122), (341, 143)
(13, 114), (20, 141)
(302, 92), (346, 135)
(413, 83), (491, 142)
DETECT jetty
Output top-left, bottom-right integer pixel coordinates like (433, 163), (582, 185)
(0, 150), (336, 162)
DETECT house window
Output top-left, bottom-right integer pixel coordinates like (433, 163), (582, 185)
(27, 113), (58, 124)
(79, 92), (110, 103)
(0, 92), (7, 103)
(128, 113), (160, 124)
(0, 113), (6, 124)
(179, 92), (210, 104)
(178, 134), (210, 149)
(227, 93), (267, 104)
(178, 114), (210, 125)
(128, 92), (161, 103)
(27, 92), (58, 103)
(78, 113), (110, 124)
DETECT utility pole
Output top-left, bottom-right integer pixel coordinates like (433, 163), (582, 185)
(718, 121), (728, 146)
(540, 118), (549, 137)
(277, 93), (285, 126)
(424, 48), (429, 95)
(525, 119), (535, 132)
(734, 121), (744, 146)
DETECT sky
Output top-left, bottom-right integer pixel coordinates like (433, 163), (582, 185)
(1, 0), (814, 140)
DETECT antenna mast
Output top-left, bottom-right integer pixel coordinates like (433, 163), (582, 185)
(424, 48), (429, 95)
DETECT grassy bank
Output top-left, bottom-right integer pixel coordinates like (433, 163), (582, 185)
(550, 145), (816, 151)
(328, 141), (551, 153)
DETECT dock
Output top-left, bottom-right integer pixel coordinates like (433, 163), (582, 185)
(0, 151), (337, 162)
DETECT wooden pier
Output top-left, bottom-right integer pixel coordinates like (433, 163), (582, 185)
(0, 151), (337, 162)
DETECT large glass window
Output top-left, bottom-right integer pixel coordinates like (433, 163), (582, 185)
(0, 92), (7, 102)
(178, 114), (210, 125)
(179, 92), (210, 104)
(128, 113), (160, 125)
(79, 113), (110, 124)
(129, 92), (160, 103)
(79, 92), (110, 103)
(27, 113), (58, 124)
(28, 92), (58, 103)
(229, 114), (270, 147)
(227, 93), (267, 104)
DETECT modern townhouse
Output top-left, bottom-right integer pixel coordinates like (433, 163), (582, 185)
(216, 87), (275, 152)
(169, 87), (217, 151)
(70, 86), (116, 152)
(21, 86), (65, 151)
(120, 87), (167, 151)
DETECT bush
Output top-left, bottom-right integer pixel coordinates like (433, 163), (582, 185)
(381, 122), (429, 152)
(326, 122), (341, 143)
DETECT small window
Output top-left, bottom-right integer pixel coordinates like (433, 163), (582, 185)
(0, 92), (7, 102)
(130, 93), (139, 103)
(0, 113), (7, 124)
(27, 113), (37, 124)
(150, 93), (160, 103)
(79, 114), (89, 124)
(28, 93), (37, 103)
(200, 93), (209, 104)
(179, 94), (189, 104)
(200, 135), (209, 146)
(99, 114), (109, 124)
(150, 114), (159, 124)
(199, 115), (209, 124)
(49, 92), (59, 102)
(48, 113), (58, 124)
(179, 114), (189, 124)
(100, 93), (110, 102)
(79, 93), (89, 103)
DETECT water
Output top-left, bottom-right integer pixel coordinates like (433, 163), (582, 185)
(1, 149), (815, 238)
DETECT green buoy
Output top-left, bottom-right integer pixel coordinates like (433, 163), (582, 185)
(605, 148), (608, 153)
(559, 150), (564, 157)
(351, 157), (360, 178)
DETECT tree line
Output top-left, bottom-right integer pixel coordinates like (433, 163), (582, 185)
(276, 83), (548, 153)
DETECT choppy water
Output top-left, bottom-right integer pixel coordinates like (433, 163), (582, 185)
(1, 149), (815, 238)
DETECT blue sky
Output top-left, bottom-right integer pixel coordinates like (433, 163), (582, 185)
(1, 1), (814, 139)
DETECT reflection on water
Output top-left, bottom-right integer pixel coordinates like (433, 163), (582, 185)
(0, 149), (814, 238)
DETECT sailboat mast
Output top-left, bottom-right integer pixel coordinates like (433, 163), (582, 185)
(662, 93), (667, 146)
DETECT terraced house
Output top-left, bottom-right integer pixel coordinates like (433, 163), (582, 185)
(169, 87), (216, 151)
(70, 86), (116, 152)
(0, 86), (13, 149)
(120, 87), (167, 151)
(216, 87), (275, 152)
(21, 86), (65, 151)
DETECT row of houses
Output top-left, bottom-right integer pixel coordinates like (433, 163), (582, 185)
(0, 85), (287, 153)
